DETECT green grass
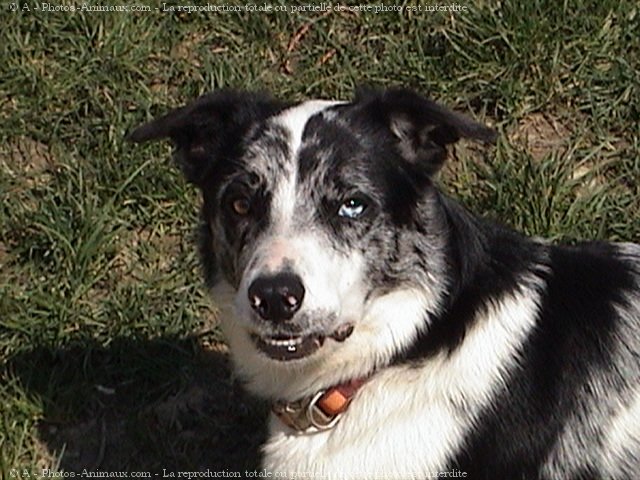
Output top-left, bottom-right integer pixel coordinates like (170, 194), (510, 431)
(1, 0), (639, 474)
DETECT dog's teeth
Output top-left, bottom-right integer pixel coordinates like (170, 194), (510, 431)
(266, 337), (302, 347)
(286, 344), (296, 352)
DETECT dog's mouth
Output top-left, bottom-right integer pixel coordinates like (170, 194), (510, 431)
(251, 324), (354, 361)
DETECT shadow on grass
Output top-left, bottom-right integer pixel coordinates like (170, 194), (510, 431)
(7, 336), (267, 474)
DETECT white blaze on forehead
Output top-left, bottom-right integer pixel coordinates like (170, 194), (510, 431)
(270, 100), (345, 230)
(276, 100), (345, 154)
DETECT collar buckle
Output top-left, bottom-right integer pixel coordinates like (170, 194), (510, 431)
(306, 389), (343, 430)
(273, 389), (341, 433)
(272, 377), (368, 433)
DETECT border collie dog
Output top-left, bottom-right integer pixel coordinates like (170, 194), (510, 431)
(129, 88), (639, 479)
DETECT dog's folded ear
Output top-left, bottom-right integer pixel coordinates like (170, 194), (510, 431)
(356, 87), (497, 175)
(127, 90), (288, 185)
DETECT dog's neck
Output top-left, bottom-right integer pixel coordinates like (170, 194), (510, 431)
(272, 376), (369, 432)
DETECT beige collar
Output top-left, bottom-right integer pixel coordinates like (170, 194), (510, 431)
(272, 378), (368, 432)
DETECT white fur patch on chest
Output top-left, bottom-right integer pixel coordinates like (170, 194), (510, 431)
(262, 282), (542, 479)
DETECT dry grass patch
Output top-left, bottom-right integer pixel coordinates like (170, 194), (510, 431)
(1, 137), (57, 185)
(508, 112), (573, 161)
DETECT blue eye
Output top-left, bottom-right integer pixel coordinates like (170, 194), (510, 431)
(338, 198), (367, 219)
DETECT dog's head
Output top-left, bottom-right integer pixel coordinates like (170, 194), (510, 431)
(129, 88), (495, 399)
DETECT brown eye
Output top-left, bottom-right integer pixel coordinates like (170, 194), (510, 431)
(231, 197), (251, 216)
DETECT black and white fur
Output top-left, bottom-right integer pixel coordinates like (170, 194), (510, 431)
(129, 88), (640, 479)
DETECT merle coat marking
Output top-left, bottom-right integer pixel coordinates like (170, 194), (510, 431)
(129, 88), (640, 479)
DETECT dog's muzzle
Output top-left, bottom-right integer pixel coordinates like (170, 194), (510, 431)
(245, 271), (355, 361)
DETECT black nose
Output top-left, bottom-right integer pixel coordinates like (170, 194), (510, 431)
(248, 272), (305, 323)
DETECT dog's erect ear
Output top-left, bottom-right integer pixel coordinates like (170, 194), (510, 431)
(127, 90), (288, 185)
(356, 88), (496, 175)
